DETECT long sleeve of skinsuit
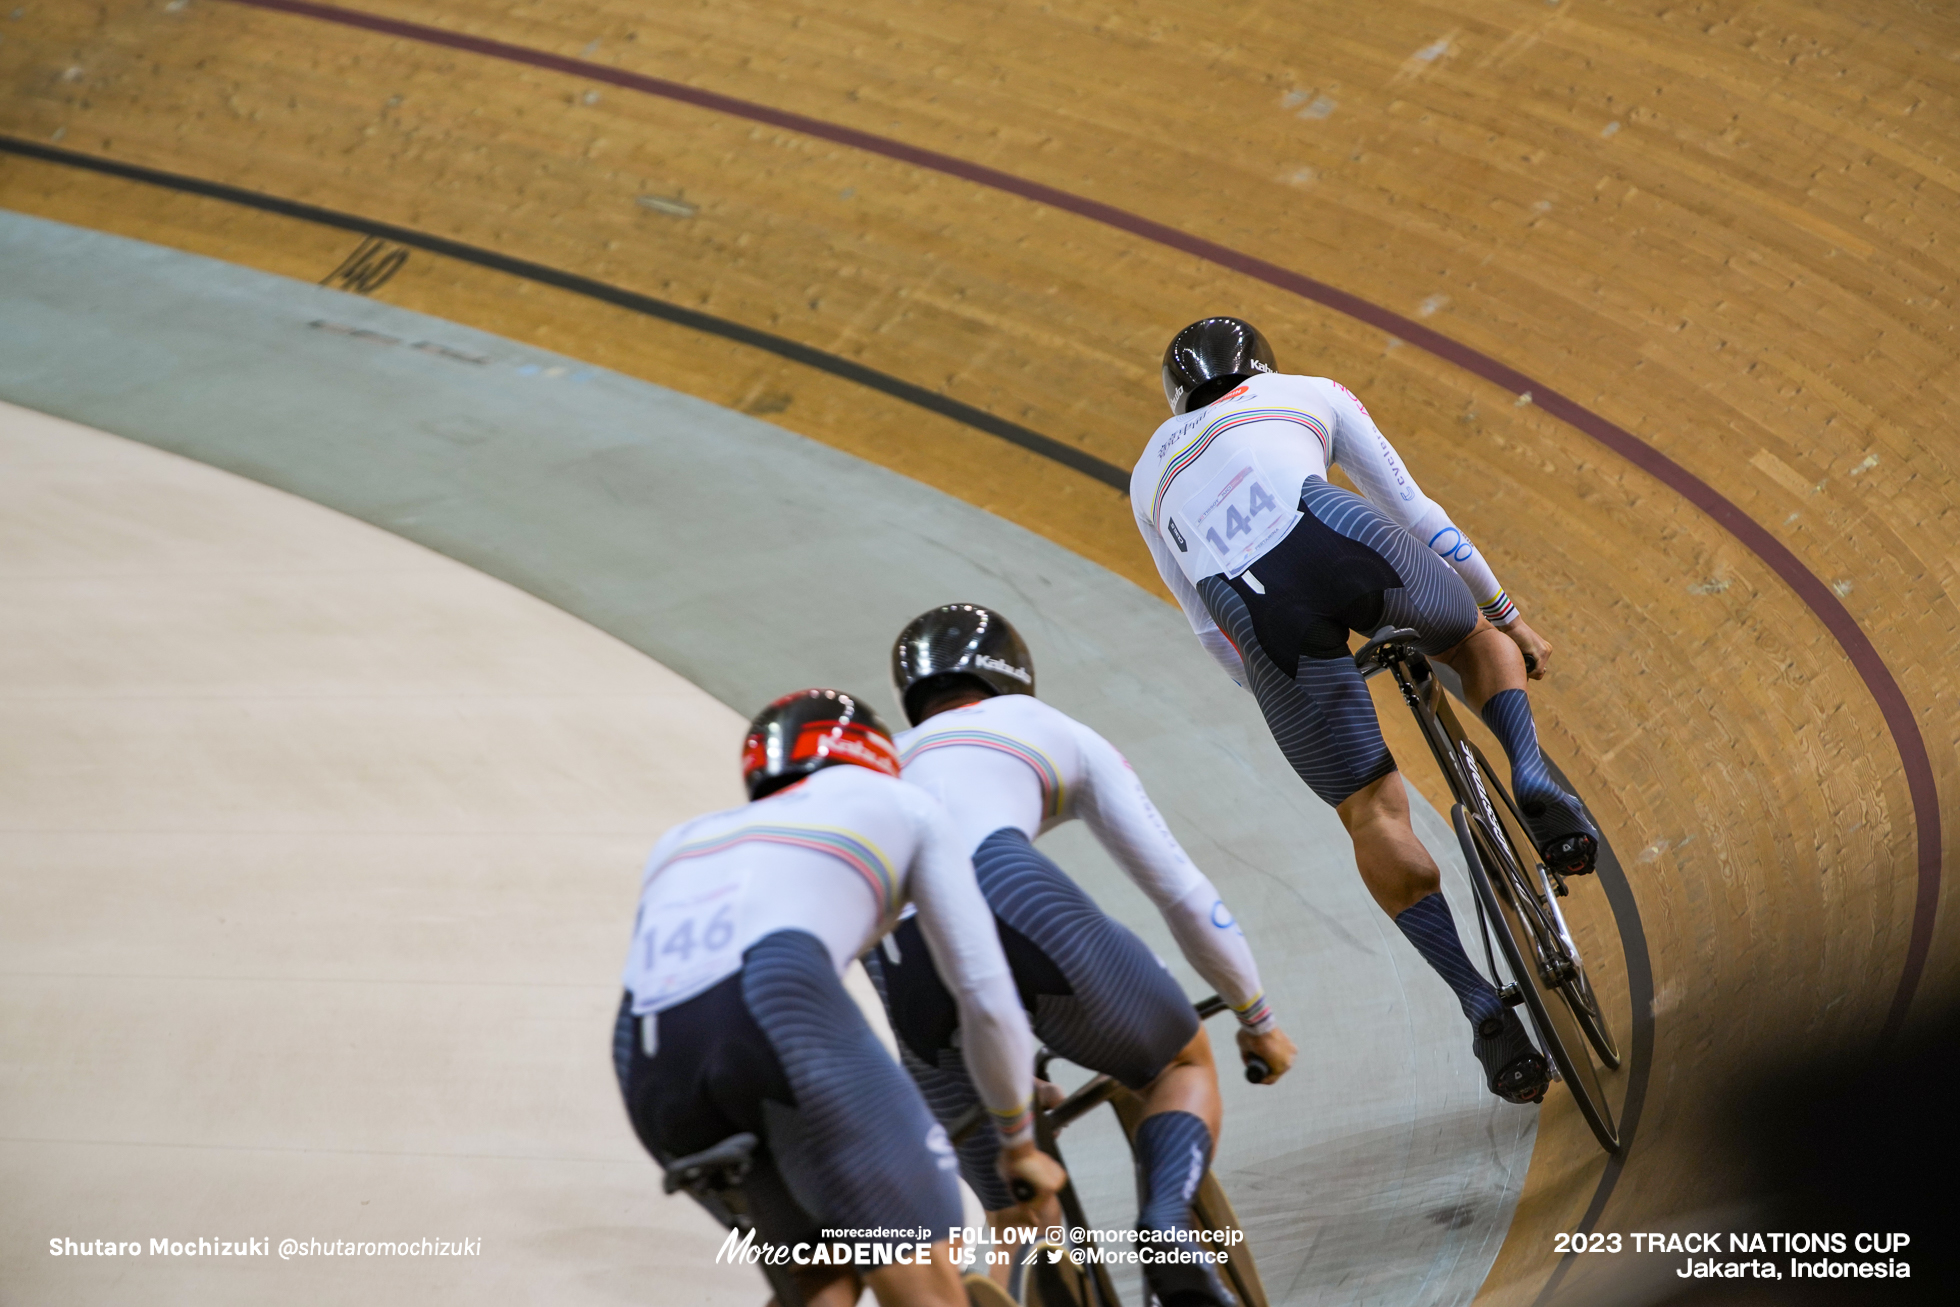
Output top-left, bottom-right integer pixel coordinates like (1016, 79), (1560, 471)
(900, 789), (1040, 1144)
(1066, 720), (1275, 1033)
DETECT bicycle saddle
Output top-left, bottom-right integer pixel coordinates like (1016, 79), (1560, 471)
(662, 1132), (759, 1194)
(1352, 627), (1421, 672)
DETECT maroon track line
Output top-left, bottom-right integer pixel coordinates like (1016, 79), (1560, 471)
(224, 0), (1940, 1037)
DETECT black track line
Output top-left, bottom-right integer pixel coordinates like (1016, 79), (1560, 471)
(0, 135), (1129, 492)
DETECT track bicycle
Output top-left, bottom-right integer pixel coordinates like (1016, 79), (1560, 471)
(954, 995), (1271, 1307)
(1352, 627), (1623, 1153)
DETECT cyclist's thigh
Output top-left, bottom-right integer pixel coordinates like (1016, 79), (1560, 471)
(1200, 574), (1396, 807)
(975, 829), (1199, 1091)
(742, 929), (964, 1237)
(1296, 479), (1479, 656)
(863, 924), (1012, 1211)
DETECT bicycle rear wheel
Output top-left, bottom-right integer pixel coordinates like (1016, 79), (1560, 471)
(1454, 803), (1621, 1153)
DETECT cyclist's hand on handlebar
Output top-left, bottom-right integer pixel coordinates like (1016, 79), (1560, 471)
(1500, 619), (1553, 680)
(1239, 1026), (1298, 1085)
(997, 1141), (1066, 1225)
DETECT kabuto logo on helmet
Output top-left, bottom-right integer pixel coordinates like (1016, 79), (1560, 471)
(741, 689), (899, 800)
(974, 655), (1032, 684)
(793, 720), (900, 772)
(891, 604), (1038, 726)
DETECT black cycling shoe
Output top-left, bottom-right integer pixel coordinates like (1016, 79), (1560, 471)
(1138, 1226), (1233, 1307)
(1518, 791), (1600, 876)
(1474, 1009), (1550, 1104)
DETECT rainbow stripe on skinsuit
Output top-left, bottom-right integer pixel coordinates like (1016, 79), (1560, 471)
(1150, 406), (1332, 528)
(660, 825), (898, 919)
(901, 730), (1066, 820)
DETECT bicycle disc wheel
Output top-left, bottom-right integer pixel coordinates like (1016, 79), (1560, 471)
(1455, 803), (1621, 1153)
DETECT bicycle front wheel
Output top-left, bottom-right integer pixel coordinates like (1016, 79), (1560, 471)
(1454, 803), (1621, 1153)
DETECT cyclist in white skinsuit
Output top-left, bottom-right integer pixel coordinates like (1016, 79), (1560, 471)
(1131, 316), (1601, 1107)
(613, 688), (1063, 1307)
(866, 605), (1298, 1306)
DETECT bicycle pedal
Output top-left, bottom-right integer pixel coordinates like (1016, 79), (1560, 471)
(1498, 983), (1524, 1008)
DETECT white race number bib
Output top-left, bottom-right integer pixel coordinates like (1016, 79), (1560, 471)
(1165, 455), (1299, 582)
(625, 873), (747, 1015)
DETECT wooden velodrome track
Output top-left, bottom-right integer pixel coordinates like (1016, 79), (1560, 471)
(4, 1), (1956, 1302)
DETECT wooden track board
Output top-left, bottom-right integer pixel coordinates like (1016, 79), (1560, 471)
(6, 2), (1958, 1302)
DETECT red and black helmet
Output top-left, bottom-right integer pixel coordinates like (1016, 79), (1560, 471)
(741, 689), (901, 800)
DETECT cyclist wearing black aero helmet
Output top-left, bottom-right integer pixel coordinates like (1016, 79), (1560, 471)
(614, 688), (1064, 1307)
(1131, 317), (1602, 1107)
(870, 604), (1297, 1307)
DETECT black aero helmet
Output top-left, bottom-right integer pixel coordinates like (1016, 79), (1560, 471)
(891, 604), (1035, 727)
(1161, 317), (1278, 414)
(740, 688), (900, 800)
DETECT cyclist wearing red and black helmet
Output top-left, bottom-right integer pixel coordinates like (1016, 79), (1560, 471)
(613, 689), (1063, 1307)
(1130, 317), (1600, 1108)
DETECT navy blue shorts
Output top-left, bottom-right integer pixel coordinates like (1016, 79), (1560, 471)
(1197, 477), (1480, 807)
(614, 929), (962, 1245)
(866, 828), (1198, 1211)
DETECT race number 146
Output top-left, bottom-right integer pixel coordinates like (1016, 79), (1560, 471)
(629, 877), (746, 1006)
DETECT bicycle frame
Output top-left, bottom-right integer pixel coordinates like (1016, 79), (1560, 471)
(1354, 630), (1623, 1153)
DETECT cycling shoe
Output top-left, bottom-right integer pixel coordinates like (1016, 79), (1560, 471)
(1138, 1225), (1234, 1307)
(1474, 1009), (1549, 1104)
(1518, 790), (1600, 876)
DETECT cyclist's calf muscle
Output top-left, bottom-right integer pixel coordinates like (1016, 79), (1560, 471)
(1337, 771), (1444, 917)
(1433, 618), (1531, 710)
